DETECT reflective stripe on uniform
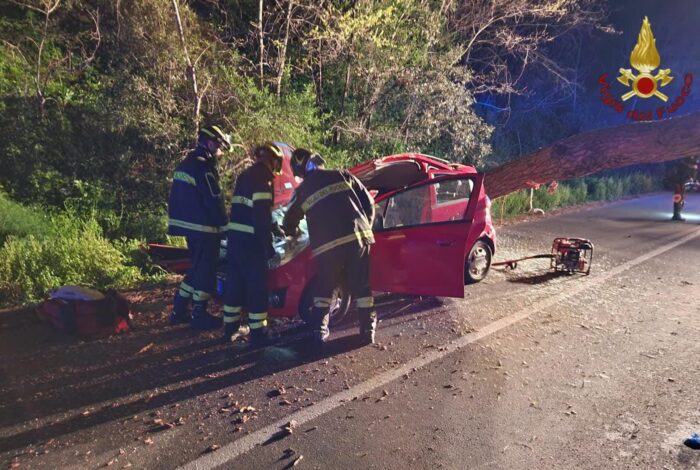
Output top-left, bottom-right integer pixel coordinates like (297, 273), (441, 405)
(313, 297), (333, 308)
(226, 222), (255, 234)
(673, 194), (683, 203)
(301, 181), (352, 212)
(193, 290), (211, 301)
(168, 218), (220, 234)
(312, 229), (374, 257)
(355, 297), (374, 308)
(252, 192), (272, 201)
(232, 195), (253, 207)
(173, 171), (196, 186)
(249, 320), (268, 329)
(248, 312), (268, 321)
(179, 281), (194, 298)
(224, 305), (241, 322)
(180, 282), (194, 293)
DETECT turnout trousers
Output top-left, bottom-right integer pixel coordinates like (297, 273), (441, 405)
(311, 243), (377, 337)
(223, 237), (269, 336)
(173, 236), (220, 316)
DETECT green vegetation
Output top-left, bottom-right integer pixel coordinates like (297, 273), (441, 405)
(0, 192), (47, 243)
(0, 200), (164, 306)
(494, 173), (662, 222)
(1, 1), (667, 307)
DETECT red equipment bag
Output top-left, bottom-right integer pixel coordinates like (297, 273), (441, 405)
(37, 289), (131, 338)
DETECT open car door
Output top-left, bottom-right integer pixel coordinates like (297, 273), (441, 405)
(370, 174), (483, 298)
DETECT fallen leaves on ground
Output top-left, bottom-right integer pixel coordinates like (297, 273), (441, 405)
(136, 343), (154, 355)
(268, 386), (287, 398)
(283, 455), (304, 469)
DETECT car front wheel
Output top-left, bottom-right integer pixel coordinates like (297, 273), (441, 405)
(299, 279), (352, 327)
(465, 240), (492, 284)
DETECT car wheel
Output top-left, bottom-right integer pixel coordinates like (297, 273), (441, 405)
(465, 240), (492, 284)
(299, 279), (352, 327)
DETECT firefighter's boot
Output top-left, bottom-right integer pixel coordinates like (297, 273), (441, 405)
(358, 309), (377, 345)
(170, 292), (191, 325)
(249, 327), (277, 348)
(223, 321), (241, 341)
(190, 301), (223, 330)
(672, 201), (685, 221)
(311, 308), (330, 348)
(222, 306), (242, 341)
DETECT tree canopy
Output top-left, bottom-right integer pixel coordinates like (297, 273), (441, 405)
(0, 0), (609, 240)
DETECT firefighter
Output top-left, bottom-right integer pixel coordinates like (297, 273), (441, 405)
(672, 183), (685, 221)
(167, 125), (230, 330)
(670, 157), (698, 222)
(223, 143), (284, 347)
(282, 149), (377, 348)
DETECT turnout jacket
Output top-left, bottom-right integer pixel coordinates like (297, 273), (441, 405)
(283, 169), (375, 257)
(227, 162), (275, 257)
(168, 147), (227, 238)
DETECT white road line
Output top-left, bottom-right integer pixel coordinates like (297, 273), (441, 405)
(181, 227), (700, 470)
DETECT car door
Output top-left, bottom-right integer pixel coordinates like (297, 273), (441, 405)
(370, 174), (483, 298)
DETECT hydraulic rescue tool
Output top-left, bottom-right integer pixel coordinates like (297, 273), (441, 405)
(493, 237), (594, 275)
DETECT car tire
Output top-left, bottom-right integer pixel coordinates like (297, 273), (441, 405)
(465, 240), (492, 284)
(299, 279), (352, 327)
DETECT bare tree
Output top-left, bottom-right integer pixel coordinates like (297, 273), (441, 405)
(258, 0), (265, 88)
(171, 0), (201, 133)
(8, 0), (102, 118)
(449, 0), (609, 97)
(275, 0), (294, 99)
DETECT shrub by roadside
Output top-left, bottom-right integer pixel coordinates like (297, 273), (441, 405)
(492, 172), (662, 221)
(0, 197), (165, 307)
(0, 192), (48, 243)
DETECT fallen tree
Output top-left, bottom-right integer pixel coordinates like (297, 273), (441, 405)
(485, 111), (700, 198)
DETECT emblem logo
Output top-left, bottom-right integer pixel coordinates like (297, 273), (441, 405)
(616, 16), (673, 102)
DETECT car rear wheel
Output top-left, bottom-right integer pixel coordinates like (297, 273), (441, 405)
(299, 279), (352, 327)
(465, 240), (492, 284)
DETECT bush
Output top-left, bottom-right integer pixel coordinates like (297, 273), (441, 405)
(0, 208), (165, 307)
(493, 172), (662, 222)
(0, 192), (47, 243)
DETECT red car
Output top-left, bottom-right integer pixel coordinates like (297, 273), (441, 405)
(148, 152), (496, 325)
(267, 153), (496, 324)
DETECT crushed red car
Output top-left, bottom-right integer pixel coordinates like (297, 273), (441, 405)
(146, 151), (496, 325)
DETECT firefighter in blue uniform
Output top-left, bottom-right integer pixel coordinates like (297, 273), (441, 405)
(283, 149), (378, 348)
(671, 156), (698, 221)
(167, 126), (230, 330)
(223, 143), (284, 346)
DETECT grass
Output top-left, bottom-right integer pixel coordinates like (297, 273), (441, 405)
(492, 172), (662, 222)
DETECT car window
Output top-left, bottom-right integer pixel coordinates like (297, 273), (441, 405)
(435, 178), (473, 205)
(379, 177), (473, 230)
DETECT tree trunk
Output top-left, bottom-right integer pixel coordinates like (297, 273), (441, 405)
(485, 111), (700, 198)
(171, 0), (200, 132)
(275, 0), (293, 99)
(333, 62), (352, 145)
(258, 0), (265, 89)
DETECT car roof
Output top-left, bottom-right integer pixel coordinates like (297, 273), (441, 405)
(349, 153), (477, 196)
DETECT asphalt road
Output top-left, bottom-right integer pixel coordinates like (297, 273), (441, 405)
(1, 192), (699, 470)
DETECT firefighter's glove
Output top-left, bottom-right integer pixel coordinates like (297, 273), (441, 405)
(271, 222), (286, 238)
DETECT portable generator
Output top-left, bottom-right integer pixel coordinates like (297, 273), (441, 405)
(550, 237), (593, 275)
(493, 237), (594, 275)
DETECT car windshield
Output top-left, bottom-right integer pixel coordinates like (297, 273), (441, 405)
(269, 204), (309, 268)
